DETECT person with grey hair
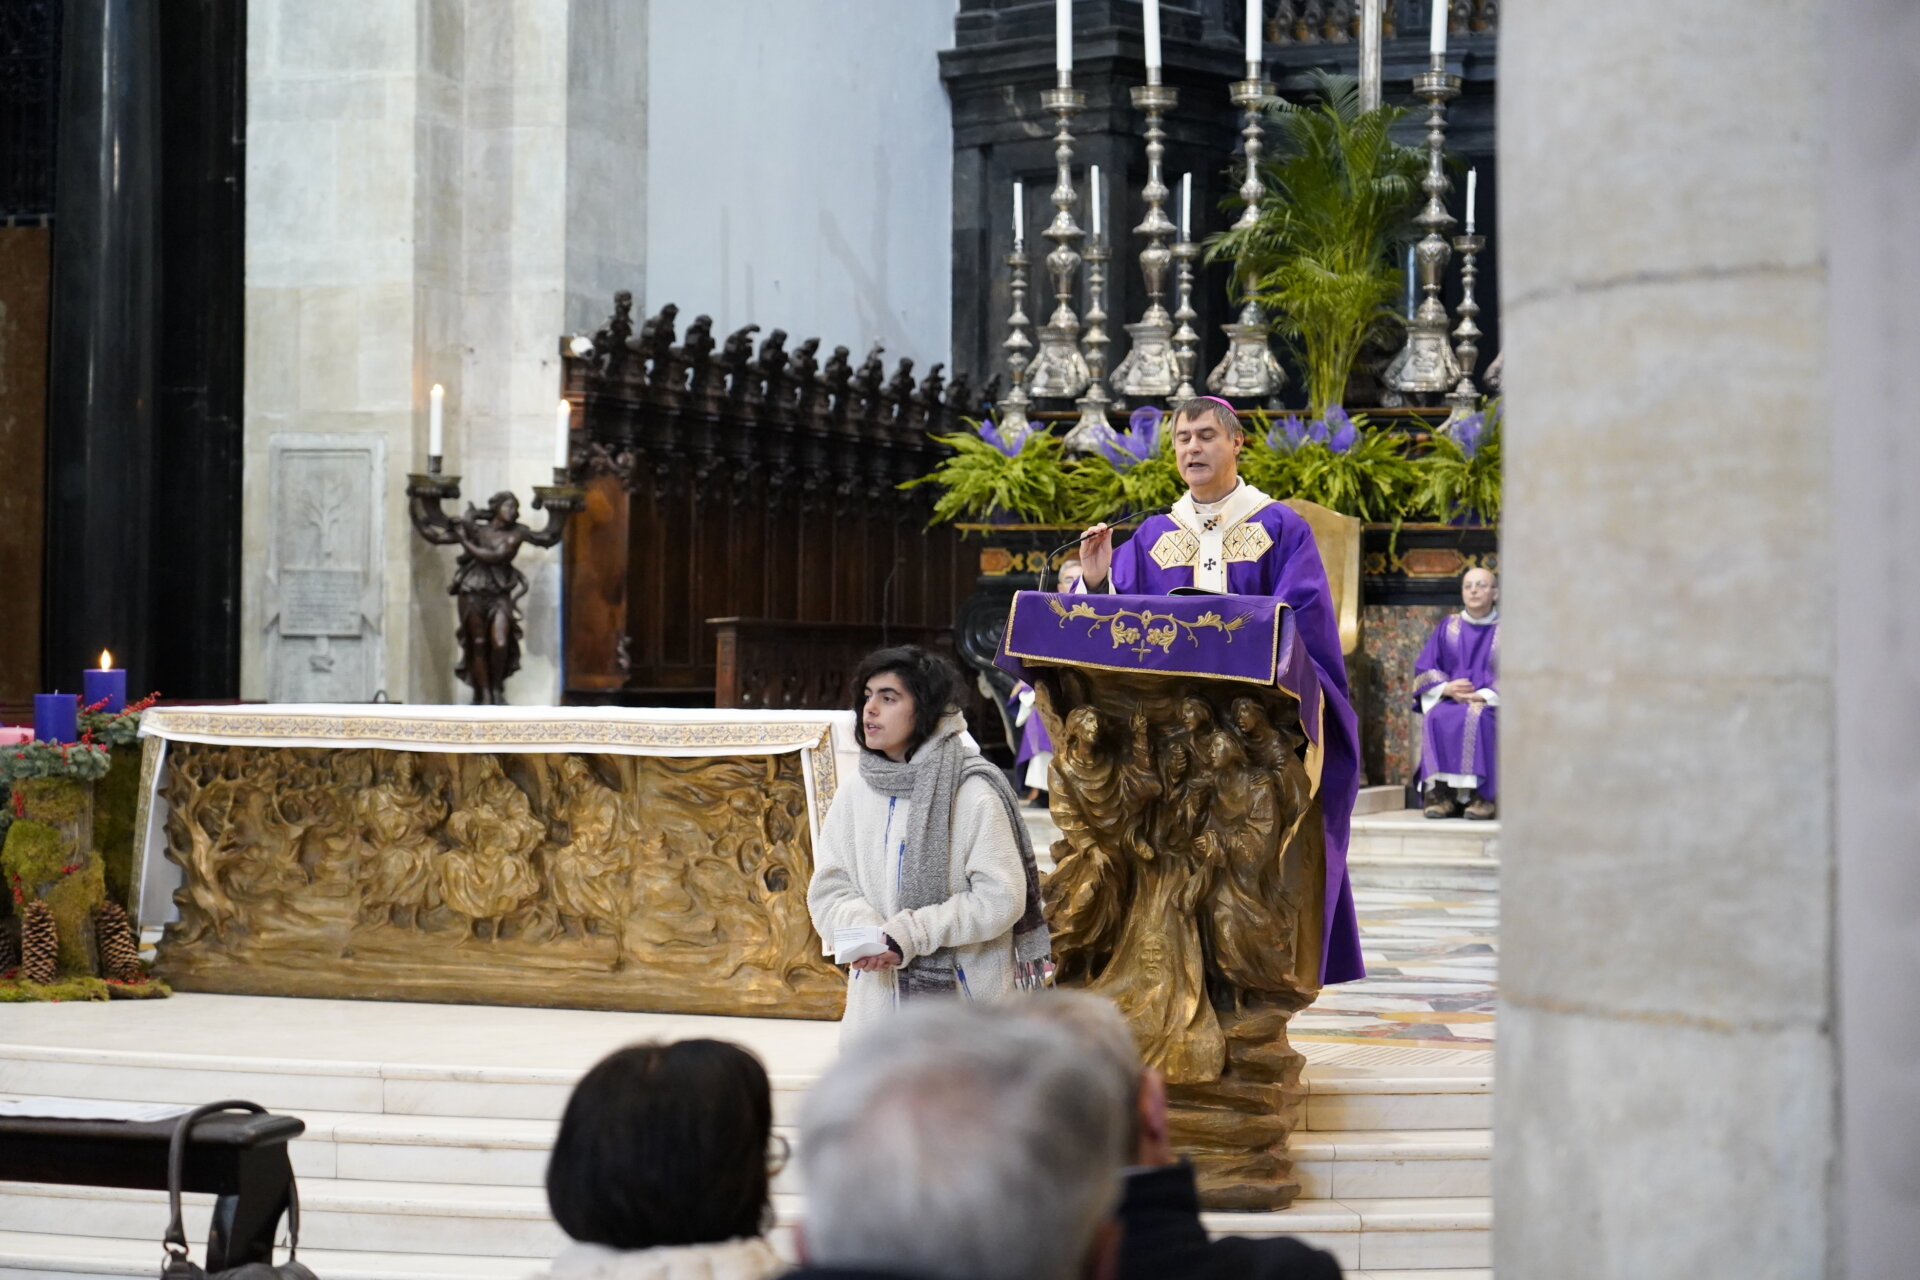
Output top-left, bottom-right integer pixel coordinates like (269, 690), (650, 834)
(787, 1001), (1128, 1280)
(1009, 991), (1343, 1280)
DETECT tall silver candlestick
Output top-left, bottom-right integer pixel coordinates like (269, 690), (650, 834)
(1208, 70), (1287, 402)
(1028, 75), (1091, 400)
(999, 239), (1034, 436)
(1383, 52), (1463, 399)
(1065, 235), (1115, 453)
(1443, 230), (1485, 426)
(1110, 79), (1180, 403)
(1171, 240), (1200, 404)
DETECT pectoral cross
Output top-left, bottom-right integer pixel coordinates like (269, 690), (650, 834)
(1202, 516), (1221, 532)
(1203, 557), (1219, 573)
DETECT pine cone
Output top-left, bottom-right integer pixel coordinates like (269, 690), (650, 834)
(94, 901), (142, 982)
(20, 900), (56, 985)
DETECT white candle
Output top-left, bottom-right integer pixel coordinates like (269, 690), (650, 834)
(1013, 182), (1024, 240)
(1056, 0), (1072, 73)
(1143, 0), (1161, 72)
(1180, 172), (1192, 241)
(1465, 167), (1477, 231)
(1090, 165), (1101, 237)
(1430, 0), (1447, 57)
(1245, 0), (1261, 68)
(554, 400), (572, 471)
(429, 383), (444, 458)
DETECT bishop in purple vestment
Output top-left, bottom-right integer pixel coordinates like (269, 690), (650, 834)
(1411, 568), (1500, 820)
(1078, 399), (1365, 985)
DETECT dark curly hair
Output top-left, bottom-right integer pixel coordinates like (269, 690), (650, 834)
(545, 1039), (772, 1250)
(851, 645), (962, 756)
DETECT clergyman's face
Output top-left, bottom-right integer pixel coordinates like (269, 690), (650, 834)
(1057, 559), (1085, 593)
(1173, 412), (1243, 500)
(860, 671), (918, 760)
(1462, 569), (1498, 615)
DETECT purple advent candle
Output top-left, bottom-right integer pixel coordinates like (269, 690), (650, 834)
(83, 655), (127, 714)
(34, 693), (79, 745)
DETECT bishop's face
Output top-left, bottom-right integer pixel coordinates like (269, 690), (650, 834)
(1173, 412), (1243, 504)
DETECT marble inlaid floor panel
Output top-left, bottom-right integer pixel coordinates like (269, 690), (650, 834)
(1294, 884), (1498, 1050)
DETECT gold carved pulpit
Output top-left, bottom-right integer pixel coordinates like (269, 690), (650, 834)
(999, 591), (1331, 1210)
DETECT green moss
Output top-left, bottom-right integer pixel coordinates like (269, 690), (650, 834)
(44, 862), (105, 975)
(0, 974), (111, 1002)
(2, 819), (67, 888)
(4, 776), (108, 977)
(105, 974), (170, 999)
(17, 777), (90, 826)
(95, 746), (140, 908)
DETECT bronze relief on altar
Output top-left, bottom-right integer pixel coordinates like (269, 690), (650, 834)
(153, 745), (843, 1018)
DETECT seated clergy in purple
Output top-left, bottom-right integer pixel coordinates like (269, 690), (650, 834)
(1412, 567), (1500, 820)
(1077, 396), (1364, 985)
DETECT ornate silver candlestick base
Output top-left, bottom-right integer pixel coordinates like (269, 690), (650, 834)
(1443, 231), (1486, 426)
(1384, 57), (1463, 399)
(999, 240), (1035, 435)
(1111, 80), (1180, 403)
(1208, 73), (1286, 402)
(1028, 81), (1091, 400)
(1171, 240), (1200, 404)
(1065, 236), (1115, 454)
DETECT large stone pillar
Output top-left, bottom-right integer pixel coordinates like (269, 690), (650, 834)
(1498, 1), (1838, 1276)
(44, 0), (157, 687)
(1830, 1), (1920, 1271)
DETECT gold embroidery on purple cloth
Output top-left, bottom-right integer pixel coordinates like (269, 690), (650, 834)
(1462, 701), (1484, 777)
(1491, 623), (1499, 668)
(1223, 521), (1274, 564)
(1001, 595), (1284, 686)
(1447, 615), (1462, 643)
(1414, 667), (1450, 693)
(1150, 527), (1201, 570)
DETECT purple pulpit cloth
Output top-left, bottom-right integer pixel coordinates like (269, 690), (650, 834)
(1411, 613), (1500, 798)
(997, 584), (1363, 985)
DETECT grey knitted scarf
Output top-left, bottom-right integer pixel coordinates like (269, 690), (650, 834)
(857, 715), (1054, 1000)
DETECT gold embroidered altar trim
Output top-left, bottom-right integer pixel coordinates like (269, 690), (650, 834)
(1002, 596), (1283, 686)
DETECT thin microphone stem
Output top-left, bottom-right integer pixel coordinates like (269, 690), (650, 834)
(1037, 507), (1168, 592)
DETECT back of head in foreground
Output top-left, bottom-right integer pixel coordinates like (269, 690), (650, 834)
(799, 1001), (1130, 1280)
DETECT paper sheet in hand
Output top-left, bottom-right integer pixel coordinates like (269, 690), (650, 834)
(0, 1096), (194, 1122)
(833, 926), (890, 964)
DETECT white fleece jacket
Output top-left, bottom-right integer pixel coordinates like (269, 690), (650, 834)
(534, 1237), (784, 1280)
(807, 742), (1028, 1029)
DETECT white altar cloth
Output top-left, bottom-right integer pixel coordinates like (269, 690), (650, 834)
(133, 703), (858, 928)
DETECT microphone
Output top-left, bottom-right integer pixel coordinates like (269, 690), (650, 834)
(1037, 506), (1171, 592)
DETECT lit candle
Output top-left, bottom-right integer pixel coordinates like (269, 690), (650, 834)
(1465, 167), (1478, 231)
(1090, 165), (1101, 237)
(1429, 0), (1447, 57)
(1056, 0), (1072, 74)
(34, 693), (78, 745)
(1013, 182), (1024, 241)
(1245, 0), (1261, 68)
(83, 651), (126, 714)
(555, 400), (573, 471)
(1143, 0), (1161, 74)
(429, 383), (445, 458)
(1180, 172), (1192, 241)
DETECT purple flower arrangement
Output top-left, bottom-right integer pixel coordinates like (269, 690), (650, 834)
(1093, 405), (1165, 468)
(1450, 411), (1487, 458)
(1266, 404), (1360, 455)
(976, 415), (1032, 457)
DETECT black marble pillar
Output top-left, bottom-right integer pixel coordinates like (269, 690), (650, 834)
(44, 0), (157, 690)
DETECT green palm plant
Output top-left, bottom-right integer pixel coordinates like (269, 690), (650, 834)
(1207, 71), (1425, 418)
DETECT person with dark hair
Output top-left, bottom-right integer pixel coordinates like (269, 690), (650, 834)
(807, 644), (1052, 1029)
(540, 1039), (785, 1280)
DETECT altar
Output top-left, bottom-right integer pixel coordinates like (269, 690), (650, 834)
(132, 705), (858, 1019)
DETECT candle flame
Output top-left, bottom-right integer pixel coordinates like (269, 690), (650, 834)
(100, 649), (113, 669)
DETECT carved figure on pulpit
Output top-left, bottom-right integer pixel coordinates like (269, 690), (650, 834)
(355, 751), (445, 928)
(1413, 567), (1500, 820)
(439, 757), (544, 940)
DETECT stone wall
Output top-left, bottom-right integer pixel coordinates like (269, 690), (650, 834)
(242, 0), (647, 705)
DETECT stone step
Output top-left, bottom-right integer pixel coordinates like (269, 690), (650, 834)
(262, 1105), (1487, 1202)
(1349, 810), (1500, 862)
(0, 1181), (1490, 1275)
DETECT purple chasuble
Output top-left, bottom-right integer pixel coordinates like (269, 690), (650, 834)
(1108, 498), (1366, 985)
(1008, 683), (1054, 770)
(1411, 613), (1500, 799)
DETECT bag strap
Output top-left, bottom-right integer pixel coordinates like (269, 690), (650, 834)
(165, 1101), (302, 1262)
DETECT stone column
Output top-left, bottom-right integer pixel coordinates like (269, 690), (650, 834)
(1830, 1), (1920, 1271)
(44, 0), (157, 686)
(1498, 1), (1838, 1276)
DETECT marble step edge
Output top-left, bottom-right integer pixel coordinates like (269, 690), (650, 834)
(0, 1046), (1490, 1096)
(1349, 852), (1499, 868)
(0, 1179), (1490, 1238)
(279, 1107), (1490, 1163)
